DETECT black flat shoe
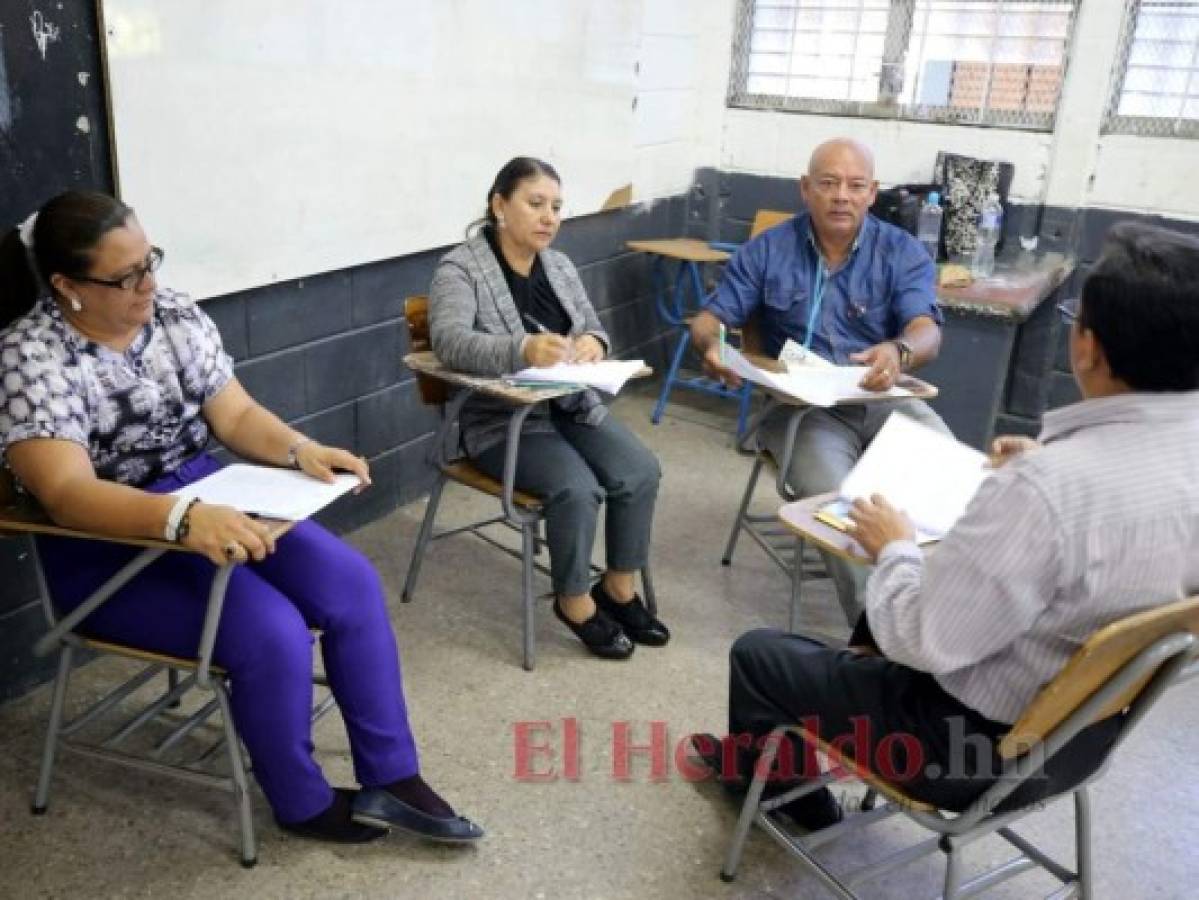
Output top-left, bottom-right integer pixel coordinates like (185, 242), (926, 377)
(277, 788), (388, 844)
(591, 582), (670, 646)
(553, 597), (634, 660)
(352, 788), (484, 843)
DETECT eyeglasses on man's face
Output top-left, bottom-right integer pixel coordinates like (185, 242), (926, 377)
(76, 246), (164, 292)
(1057, 297), (1080, 325)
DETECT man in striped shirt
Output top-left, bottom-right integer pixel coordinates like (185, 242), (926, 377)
(691, 222), (1199, 829)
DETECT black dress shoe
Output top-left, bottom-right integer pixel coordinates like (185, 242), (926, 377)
(352, 788), (484, 843)
(553, 597), (634, 660)
(591, 582), (670, 646)
(277, 788), (388, 844)
(686, 733), (842, 832)
(688, 732), (748, 793)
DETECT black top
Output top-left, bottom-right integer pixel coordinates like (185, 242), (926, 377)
(484, 226), (571, 336)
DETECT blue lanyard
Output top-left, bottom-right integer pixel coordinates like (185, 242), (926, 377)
(805, 255), (826, 351)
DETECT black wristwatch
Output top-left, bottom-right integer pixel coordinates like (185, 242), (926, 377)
(891, 339), (913, 371)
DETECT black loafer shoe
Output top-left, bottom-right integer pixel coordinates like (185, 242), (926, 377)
(553, 598), (634, 660)
(591, 582), (670, 646)
(277, 788), (388, 844)
(352, 788), (484, 843)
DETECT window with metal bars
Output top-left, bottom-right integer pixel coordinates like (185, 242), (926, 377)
(1104, 0), (1199, 138)
(728, 0), (1079, 131)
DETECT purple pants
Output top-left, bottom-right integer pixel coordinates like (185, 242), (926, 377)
(37, 453), (419, 823)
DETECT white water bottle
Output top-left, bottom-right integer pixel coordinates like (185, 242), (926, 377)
(917, 191), (942, 261)
(971, 192), (1003, 278)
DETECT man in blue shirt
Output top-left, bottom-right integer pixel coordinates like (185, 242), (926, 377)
(691, 137), (949, 624)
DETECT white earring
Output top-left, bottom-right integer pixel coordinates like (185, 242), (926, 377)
(497, 215), (506, 228)
(69, 297), (82, 312)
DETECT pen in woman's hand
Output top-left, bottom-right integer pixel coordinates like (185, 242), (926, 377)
(524, 314), (575, 363)
(522, 313), (550, 335)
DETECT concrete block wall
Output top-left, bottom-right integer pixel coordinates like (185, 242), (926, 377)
(0, 197), (686, 703)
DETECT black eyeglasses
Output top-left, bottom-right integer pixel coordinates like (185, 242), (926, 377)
(1056, 297), (1079, 324)
(75, 246), (164, 292)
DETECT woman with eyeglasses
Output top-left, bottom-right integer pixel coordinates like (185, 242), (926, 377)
(0, 191), (482, 845)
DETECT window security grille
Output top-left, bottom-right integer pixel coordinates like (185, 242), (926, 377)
(728, 0), (1078, 131)
(1104, 0), (1199, 138)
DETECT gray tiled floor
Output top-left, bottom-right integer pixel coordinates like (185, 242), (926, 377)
(0, 387), (1196, 899)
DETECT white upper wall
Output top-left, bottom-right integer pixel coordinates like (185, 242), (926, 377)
(640, 0), (1199, 219)
(633, 0), (733, 200)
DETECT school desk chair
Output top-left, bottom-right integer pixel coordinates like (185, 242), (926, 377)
(718, 595), (1199, 898)
(632, 209), (796, 439)
(400, 295), (656, 671)
(0, 471), (334, 867)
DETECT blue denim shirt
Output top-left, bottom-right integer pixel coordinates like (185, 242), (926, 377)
(705, 212), (941, 362)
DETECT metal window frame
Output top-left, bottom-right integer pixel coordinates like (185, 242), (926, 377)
(727, 0), (1076, 132)
(1103, 0), (1199, 138)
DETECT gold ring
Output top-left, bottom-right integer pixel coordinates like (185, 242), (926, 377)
(224, 542), (239, 558)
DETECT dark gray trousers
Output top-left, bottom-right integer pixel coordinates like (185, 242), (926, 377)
(473, 409), (661, 596)
(727, 628), (1122, 813)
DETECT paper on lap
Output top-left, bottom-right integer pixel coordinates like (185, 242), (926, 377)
(722, 345), (912, 407)
(171, 464), (360, 521)
(508, 359), (645, 395)
(836, 413), (991, 539)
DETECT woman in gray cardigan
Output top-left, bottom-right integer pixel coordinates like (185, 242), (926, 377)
(429, 157), (667, 660)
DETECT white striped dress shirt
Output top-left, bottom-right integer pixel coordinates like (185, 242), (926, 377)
(866, 391), (1199, 724)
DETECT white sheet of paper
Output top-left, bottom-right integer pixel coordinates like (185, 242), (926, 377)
(779, 339), (834, 372)
(171, 464), (361, 521)
(838, 413), (990, 539)
(509, 359), (644, 395)
(722, 345), (912, 407)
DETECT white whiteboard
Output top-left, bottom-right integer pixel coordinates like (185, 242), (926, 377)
(101, 0), (639, 300)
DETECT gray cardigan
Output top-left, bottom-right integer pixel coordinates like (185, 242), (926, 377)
(429, 233), (611, 457)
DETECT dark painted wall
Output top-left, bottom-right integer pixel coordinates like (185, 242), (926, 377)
(1, 0), (115, 701)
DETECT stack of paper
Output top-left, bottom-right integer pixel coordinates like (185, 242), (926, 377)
(507, 359), (644, 395)
(171, 464), (361, 521)
(829, 412), (991, 540)
(721, 345), (913, 407)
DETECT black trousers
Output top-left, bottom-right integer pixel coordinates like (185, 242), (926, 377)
(728, 629), (1122, 813)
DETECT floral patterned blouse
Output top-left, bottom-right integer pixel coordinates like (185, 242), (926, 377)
(0, 289), (233, 487)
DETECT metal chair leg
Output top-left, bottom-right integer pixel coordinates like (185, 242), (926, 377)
(1075, 787), (1093, 899)
(213, 681), (257, 868)
(735, 381), (754, 439)
(789, 535), (805, 633)
(651, 326), (691, 425)
(942, 838), (963, 899)
(721, 730), (783, 883)
(32, 645), (74, 814)
(641, 562), (657, 617)
(722, 455), (765, 565)
(521, 522), (537, 672)
(402, 473), (447, 602)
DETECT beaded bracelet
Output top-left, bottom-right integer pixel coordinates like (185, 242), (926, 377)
(174, 498), (202, 543)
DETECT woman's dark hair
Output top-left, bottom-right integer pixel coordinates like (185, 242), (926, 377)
(0, 190), (134, 327)
(1078, 221), (1199, 392)
(468, 156), (560, 235)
